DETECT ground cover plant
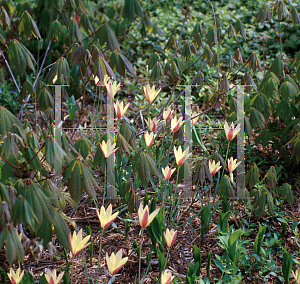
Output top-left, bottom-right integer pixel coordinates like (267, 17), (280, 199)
(0, 0), (300, 283)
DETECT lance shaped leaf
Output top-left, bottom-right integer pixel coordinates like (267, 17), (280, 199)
(8, 39), (26, 75)
(0, 106), (22, 136)
(68, 160), (83, 204)
(269, 56), (284, 77)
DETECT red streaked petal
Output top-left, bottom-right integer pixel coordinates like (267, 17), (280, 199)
(112, 265), (124, 275)
(141, 209), (149, 228)
(68, 232), (73, 255)
(178, 156), (185, 166)
(227, 127), (233, 141)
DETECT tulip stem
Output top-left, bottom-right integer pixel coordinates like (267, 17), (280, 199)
(220, 141), (230, 178)
(165, 247), (170, 269)
(138, 228), (145, 284)
(162, 180), (167, 222)
(103, 162), (106, 204)
(71, 255), (75, 284)
(96, 228), (104, 283)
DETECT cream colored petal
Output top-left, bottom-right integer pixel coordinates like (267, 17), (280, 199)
(56, 271), (65, 283)
(148, 208), (160, 225)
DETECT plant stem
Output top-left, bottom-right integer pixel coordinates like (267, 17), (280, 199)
(139, 228), (145, 284)
(96, 228), (104, 283)
(165, 247), (170, 268)
(71, 255), (75, 284)
(162, 180), (168, 222)
(221, 141), (230, 177)
(103, 162), (106, 204)
(278, 18), (282, 58)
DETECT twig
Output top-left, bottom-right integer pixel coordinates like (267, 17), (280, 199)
(19, 143), (45, 170)
(0, 14), (24, 51)
(169, 61), (206, 108)
(0, 50), (20, 93)
(18, 14), (59, 119)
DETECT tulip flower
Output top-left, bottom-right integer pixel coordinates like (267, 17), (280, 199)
(69, 228), (91, 256)
(114, 100), (130, 119)
(96, 204), (119, 229)
(164, 228), (177, 248)
(224, 121), (241, 141)
(191, 111), (200, 125)
(163, 107), (173, 122)
(104, 76), (121, 98)
(145, 117), (160, 132)
(227, 157), (241, 182)
(208, 160), (222, 176)
(144, 131), (156, 147)
(99, 139), (118, 158)
(162, 166), (176, 181)
(161, 270), (174, 284)
(45, 269), (65, 284)
(106, 249), (128, 275)
(170, 116), (184, 133)
(173, 146), (192, 166)
(8, 268), (24, 284)
(143, 83), (161, 103)
(138, 203), (160, 228)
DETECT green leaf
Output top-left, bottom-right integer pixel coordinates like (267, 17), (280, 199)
(279, 81), (298, 101)
(119, 52), (136, 76)
(33, 183), (55, 222)
(145, 153), (162, 179)
(36, 219), (52, 246)
(253, 224), (267, 255)
(134, 0), (143, 18)
(74, 138), (90, 159)
(68, 160), (83, 204)
(138, 151), (150, 188)
(0, 106), (22, 136)
(39, 87), (54, 111)
(81, 162), (97, 200)
(53, 210), (71, 250)
(269, 56), (284, 77)
(282, 249), (292, 284)
(206, 25), (217, 46)
(8, 39), (26, 75)
(20, 79), (35, 100)
(123, 0), (135, 21)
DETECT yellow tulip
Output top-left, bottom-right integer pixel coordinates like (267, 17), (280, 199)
(143, 83), (161, 103)
(208, 160), (222, 176)
(138, 203), (160, 228)
(45, 269), (65, 284)
(191, 111), (200, 125)
(96, 204), (119, 229)
(144, 131), (156, 147)
(163, 107), (173, 122)
(164, 228), (177, 248)
(68, 228), (91, 256)
(161, 270), (174, 284)
(104, 75), (120, 98)
(224, 121), (241, 141)
(173, 146), (191, 166)
(114, 100), (130, 119)
(227, 157), (241, 182)
(170, 116), (184, 133)
(106, 249), (128, 275)
(145, 117), (160, 132)
(162, 166), (176, 181)
(7, 268), (24, 284)
(99, 139), (118, 158)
